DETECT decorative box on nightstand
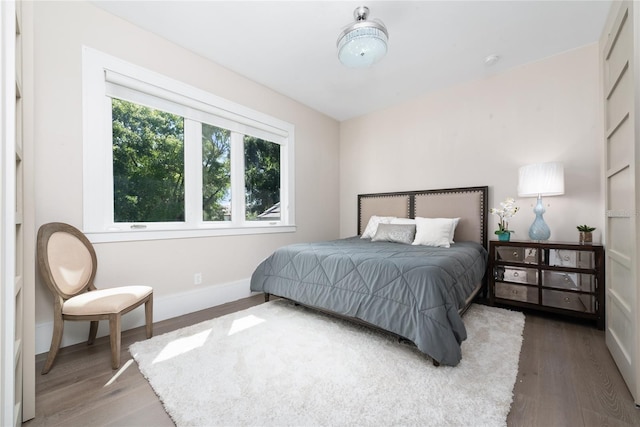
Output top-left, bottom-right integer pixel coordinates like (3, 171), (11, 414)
(488, 240), (605, 329)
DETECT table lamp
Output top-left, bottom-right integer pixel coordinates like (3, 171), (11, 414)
(517, 162), (564, 241)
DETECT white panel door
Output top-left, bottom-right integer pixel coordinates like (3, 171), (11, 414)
(601, 0), (640, 404)
(0, 0), (20, 425)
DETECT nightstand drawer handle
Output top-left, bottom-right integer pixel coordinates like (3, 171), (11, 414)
(513, 251), (519, 258)
(564, 297), (571, 303)
(513, 272), (519, 277)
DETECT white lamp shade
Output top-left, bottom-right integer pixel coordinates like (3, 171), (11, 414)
(517, 162), (565, 197)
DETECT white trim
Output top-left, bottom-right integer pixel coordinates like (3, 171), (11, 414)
(281, 127), (295, 224)
(35, 278), (255, 355)
(184, 119), (202, 227)
(86, 224), (296, 243)
(230, 132), (245, 223)
(105, 71), (288, 143)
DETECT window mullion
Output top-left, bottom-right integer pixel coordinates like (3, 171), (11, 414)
(279, 142), (287, 224)
(230, 132), (245, 225)
(104, 96), (116, 227)
(184, 119), (202, 226)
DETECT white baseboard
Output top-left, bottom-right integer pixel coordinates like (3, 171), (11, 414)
(35, 278), (254, 355)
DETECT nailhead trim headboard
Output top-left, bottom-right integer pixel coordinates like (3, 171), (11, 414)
(357, 186), (488, 248)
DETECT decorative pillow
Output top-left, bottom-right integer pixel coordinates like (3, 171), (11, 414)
(371, 223), (417, 244)
(412, 217), (460, 248)
(360, 215), (395, 239)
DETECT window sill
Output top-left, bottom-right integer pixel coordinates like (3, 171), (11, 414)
(85, 224), (297, 243)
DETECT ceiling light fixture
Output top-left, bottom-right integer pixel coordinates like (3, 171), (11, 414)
(337, 6), (389, 68)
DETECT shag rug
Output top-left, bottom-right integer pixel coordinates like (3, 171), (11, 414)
(130, 300), (525, 427)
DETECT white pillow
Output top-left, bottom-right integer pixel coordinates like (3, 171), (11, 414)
(360, 215), (395, 239)
(449, 218), (460, 244)
(412, 217), (460, 248)
(391, 217), (416, 225)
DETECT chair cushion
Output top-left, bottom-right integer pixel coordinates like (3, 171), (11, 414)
(62, 286), (153, 316)
(48, 231), (94, 295)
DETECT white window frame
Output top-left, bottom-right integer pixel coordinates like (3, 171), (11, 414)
(82, 46), (295, 242)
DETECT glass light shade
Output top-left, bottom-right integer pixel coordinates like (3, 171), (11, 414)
(337, 25), (388, 68)
(517, 162), (565, 197)
(337, 7), (389, 68)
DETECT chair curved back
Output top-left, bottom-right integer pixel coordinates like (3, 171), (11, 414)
(37, 222), (97, 300)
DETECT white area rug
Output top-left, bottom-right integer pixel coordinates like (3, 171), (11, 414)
(130, 300), (525, 427)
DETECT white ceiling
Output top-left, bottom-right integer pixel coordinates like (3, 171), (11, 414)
(91, 1), (612, 121)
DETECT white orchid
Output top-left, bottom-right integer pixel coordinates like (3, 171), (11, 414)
(491, 197), (519, 234)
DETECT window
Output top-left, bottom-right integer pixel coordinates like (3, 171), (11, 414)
(82, 47), (295, 242)
(112, 99), (186, 223)
(244, 136), (280, 221)
(202, 124), (231, 222)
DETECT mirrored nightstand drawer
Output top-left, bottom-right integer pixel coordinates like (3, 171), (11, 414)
(545, 249), (595, 269)
(495, 282), (538, 304)
(542, 271), (596, 293)
(542, 289), (595, 313)
(542, 271), (578, 290)
(494, 266), (538, 285)
(495, 247), (537, 264)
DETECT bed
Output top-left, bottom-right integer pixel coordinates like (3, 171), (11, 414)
(250, 186), (488, 366)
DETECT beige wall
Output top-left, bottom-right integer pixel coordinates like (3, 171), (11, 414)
(340, 44), (604, 244)
(32, 1), (340, 349)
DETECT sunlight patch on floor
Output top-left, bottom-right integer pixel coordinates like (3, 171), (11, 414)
(104, 359), (134, 387)
(228, 315), (265, 336)
(152, 329), (212, 364)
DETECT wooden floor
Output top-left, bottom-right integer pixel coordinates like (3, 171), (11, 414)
(24, 294), (640, 427)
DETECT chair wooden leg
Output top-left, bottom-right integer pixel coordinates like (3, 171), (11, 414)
(109, 314), (122, 370)
(42, 316), (64, 375)
(88, 320), (99, 345)
(145, 294), (153, 338)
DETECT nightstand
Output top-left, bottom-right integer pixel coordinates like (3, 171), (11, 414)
(488, 240), (605, 329)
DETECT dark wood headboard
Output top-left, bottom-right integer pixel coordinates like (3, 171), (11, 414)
(357, 186), (489, 249)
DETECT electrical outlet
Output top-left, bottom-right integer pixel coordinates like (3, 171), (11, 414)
(194, 273), (202, 285)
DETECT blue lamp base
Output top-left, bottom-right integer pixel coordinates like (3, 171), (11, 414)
(528, 195), (551, 241)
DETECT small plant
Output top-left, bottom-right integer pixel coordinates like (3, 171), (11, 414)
(491, 198), (519, 234)
(577, 225), (596, 232)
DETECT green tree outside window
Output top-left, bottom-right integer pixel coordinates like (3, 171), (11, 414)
(244, 136), (280, 221)
(112, 99), (185, 222)
(112, 98), (281, 224)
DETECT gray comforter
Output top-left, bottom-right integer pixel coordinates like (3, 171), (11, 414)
(250, 237), (488, 366)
